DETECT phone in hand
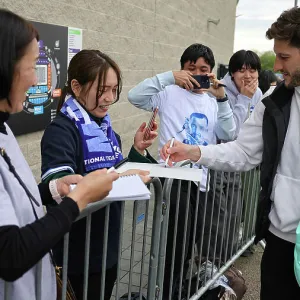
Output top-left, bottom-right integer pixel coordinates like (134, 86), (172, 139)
(192, 75), (210, 89)
(143, 106), (158, 141)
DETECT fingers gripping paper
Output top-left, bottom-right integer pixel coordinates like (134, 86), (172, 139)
(107, 175), (150, 201)
(70, 174), (151, 203)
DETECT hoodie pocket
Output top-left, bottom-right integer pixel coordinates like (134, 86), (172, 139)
(269, 173), (300, 233)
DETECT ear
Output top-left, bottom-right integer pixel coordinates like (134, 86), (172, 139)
(71, 79), (82, 98)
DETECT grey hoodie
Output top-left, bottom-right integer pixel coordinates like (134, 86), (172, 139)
(221, 73), (262, 139)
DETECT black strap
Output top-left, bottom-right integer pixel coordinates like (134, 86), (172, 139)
(0, 148), (40, 207)
(0, 147), (56, 267)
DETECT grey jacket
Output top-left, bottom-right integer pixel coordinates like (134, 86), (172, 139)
(0, 124), (55, 300)
(222, 73), (262, 138)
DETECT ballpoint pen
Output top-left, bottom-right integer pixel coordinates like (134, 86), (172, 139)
(165, 137), (175, 167)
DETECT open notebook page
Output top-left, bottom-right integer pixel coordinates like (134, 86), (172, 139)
(117, 162), (202, 182)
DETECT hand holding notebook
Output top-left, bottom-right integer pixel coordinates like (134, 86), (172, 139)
(70, 158), (151, 202)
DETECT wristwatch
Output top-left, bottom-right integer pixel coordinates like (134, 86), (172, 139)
(49, 179), (62, 204)
(216, 95), (228, 102)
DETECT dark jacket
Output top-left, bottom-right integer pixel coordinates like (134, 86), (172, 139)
(41, 112), (156, 274)
(255, 82), (294, 243)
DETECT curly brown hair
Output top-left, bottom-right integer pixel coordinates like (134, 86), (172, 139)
(266, 7), (300, 47)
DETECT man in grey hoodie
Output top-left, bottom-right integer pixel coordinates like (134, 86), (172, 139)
(222, 50), (263, 140)
(209, 51), (263, 258)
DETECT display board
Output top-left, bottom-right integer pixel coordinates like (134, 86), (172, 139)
(7, 22), (82, 136)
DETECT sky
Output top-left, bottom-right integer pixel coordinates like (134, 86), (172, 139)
(234, 0), (297, 52)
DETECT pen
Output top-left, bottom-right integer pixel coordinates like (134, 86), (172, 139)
(107, 157), (129, 173)
(165, 137), (175, 167)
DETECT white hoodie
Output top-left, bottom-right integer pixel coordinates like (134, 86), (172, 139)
(221, 73), (263, 138)
(198, 86), (300, 243)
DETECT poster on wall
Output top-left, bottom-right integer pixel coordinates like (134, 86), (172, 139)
(7, 22), (82, 136)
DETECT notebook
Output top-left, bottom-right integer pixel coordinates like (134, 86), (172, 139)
(106, 174), (151, 201)
(117, 162), (203, 182)
(70, 174), (151, 202)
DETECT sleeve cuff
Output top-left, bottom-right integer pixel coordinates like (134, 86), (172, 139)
(156, 71), (175, 88)
(59, 197), (80, 222)
(128, 146), (158, 164)
(216, 100), (232, 114)
(196, 145), (214, 167)
(216, 95), (228, 103)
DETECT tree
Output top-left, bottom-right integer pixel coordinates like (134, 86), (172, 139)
(258, 51), (276, 70)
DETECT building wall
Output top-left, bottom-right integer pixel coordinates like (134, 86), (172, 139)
(1, 0), (237, 181)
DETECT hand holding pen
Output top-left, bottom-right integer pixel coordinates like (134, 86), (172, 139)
(165, 137), (175, 167)
(161, 138), (201, 166)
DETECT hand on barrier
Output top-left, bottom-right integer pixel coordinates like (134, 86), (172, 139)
(160, 139), (201, 166)
(133, 121), (158, 155)
(120, 169), (151, 184)
(68, 169), (119, 211)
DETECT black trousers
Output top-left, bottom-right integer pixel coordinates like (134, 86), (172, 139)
(261, 231), (300, 300)
(68, 265), (117, 300)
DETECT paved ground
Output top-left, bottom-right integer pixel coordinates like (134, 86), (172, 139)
(113, 196), (262, 300)
(235, 247), (263, 300)
(110, 200), (153, 298)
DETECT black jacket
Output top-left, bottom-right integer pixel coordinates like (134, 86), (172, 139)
(255, 82), (294, 243)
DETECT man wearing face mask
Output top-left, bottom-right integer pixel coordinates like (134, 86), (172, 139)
(161, 7), (300, 299)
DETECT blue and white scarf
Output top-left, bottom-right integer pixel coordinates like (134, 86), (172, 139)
(61, 96), (123, 172)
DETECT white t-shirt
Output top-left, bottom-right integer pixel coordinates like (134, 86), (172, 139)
(146, 85), (220, 191)
(128, 71), (235, 191)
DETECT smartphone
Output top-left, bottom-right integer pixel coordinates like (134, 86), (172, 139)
(143, 106), (158, 141)
(192, 75), (210, 89)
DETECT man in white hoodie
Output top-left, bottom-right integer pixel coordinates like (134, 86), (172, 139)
(161, 7), (300, 299)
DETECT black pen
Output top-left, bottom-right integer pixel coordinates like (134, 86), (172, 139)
(107, 157), (129, 173)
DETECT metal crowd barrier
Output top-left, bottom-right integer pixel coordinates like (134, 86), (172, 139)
(58, 177), (163, 300)
(4, 165), (261, 300)
(157, 162), (261, 300)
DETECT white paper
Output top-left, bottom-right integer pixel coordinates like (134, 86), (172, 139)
(70, 174), (150, 203)
(106, 175), (150, 201)
(117, 162), (202, 182)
